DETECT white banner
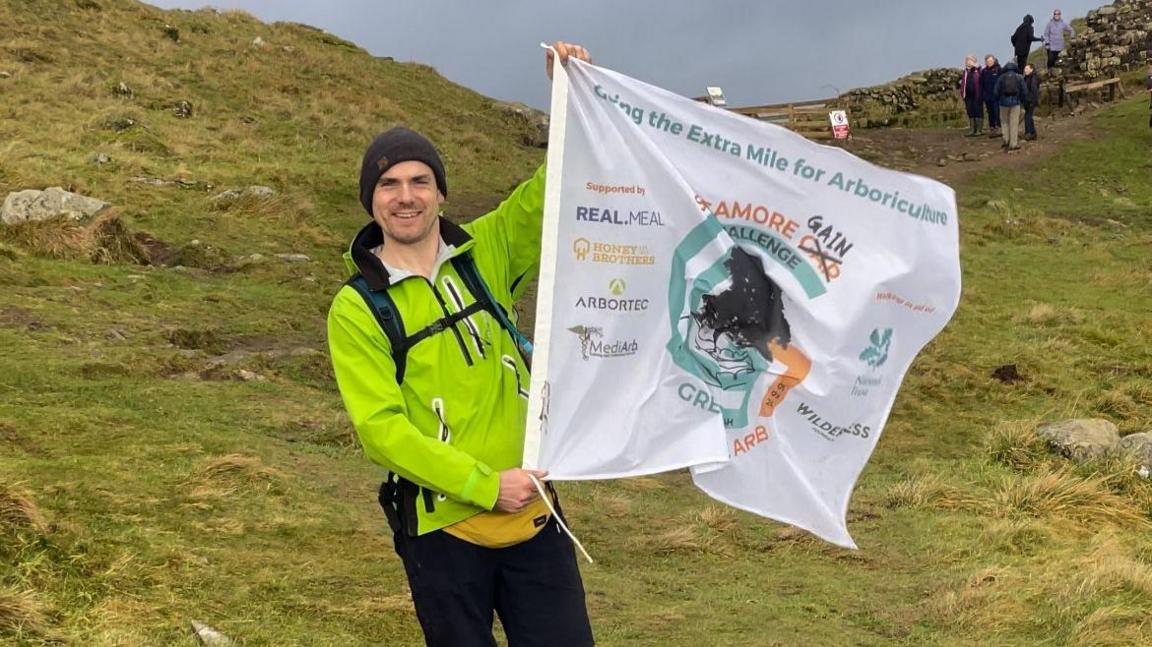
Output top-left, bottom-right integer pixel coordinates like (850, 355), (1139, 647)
(526, 57), (961, 548)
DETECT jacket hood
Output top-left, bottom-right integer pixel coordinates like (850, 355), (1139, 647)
(1024, 15), (1034, 24)
(344, 217), (475, 289)
(1004, 61), (1019, 72)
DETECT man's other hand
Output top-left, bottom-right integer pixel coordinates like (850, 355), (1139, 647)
(546, 41), (591, 80)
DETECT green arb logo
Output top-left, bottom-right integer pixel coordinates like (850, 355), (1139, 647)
(859, 328), (892, 369)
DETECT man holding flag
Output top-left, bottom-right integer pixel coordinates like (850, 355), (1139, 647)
(327, 43), (593, 647)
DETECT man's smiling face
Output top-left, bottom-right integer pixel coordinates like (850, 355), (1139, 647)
(371, 160), (445, 247)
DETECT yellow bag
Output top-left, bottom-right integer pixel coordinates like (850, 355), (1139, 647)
(443, 498), (551, 549)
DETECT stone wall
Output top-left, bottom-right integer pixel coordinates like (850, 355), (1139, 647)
(838, 68), (965, 128)
(1065, 0), (1152, 79)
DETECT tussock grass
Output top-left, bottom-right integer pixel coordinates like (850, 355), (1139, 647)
(183, 454), (282, 498)
(989, 469), (1148, 527)
(0, 211), (148, 264)
(0, 482), (47, 534)
(883, 474), (966, 509)
(986, 420), (1050, 471)
(0, 588), (48, 639)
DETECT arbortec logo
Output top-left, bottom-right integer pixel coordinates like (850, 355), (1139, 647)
(575, 279), (650, 312)
(572, 238), (656, 265)
(567, 325), (639, 360)
(668, 218), (812, 429)
(852, 328), (892, 398)
(576, 206), (665, 227)
(796, 401), (871, 441)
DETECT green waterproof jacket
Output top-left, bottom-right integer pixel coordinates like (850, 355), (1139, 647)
(327, 165), (545, 535)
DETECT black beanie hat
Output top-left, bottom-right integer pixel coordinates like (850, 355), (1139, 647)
(358, 127), (447, 217)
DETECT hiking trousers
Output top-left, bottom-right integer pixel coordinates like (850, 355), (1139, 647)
(1000, 104), (1022, 148)
(392, 517), (594, 647)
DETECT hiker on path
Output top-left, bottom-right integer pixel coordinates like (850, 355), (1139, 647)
(981, 55), (1003, 137)
(1022, 63), (1041, 141)
(327, 42), (595, 647)
(995, 61), (1029, 151)
(959, 55), (984, 137)
(1012, 14), (1043, 70)
(1043, 9), (1075, 71)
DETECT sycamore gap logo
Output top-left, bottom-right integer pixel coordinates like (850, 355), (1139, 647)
(858, 328), (892, 369)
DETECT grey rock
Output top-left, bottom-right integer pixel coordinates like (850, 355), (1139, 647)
(94, 153), (112, 165)
(495, 100), (550, 148)
(274, 253), (310, 263)
(163, 24), (180, 42)
(1, 188), (111, 226)
(211, 186), (276, 202)
(1036, 418), (1121, 462)
(0, 71), (11, 79)
(191, 621), (232, 645)
(174, 100), (193, 119)
(1119, 432), (1152, 475)
(113, 81), (133, 98)
(251, 36), (265, 48)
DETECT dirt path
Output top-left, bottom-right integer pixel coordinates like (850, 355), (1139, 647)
(840, 108), (1099, 186)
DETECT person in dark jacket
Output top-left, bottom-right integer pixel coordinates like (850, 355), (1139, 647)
(1022, 63), (1041, 140)
(980, 55), (1002, 136)
(995, 61), (1029, 151)
(959, 55), (983, 137)
(1012, 15), (1043, 70)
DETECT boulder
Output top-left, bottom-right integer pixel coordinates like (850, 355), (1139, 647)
(211, 186), (276, 202)
(1119, 432), (1152, 476)
(1, 188), (111, 226)
(1036, 418), (1120, 462)
(495, 101), (550, 148)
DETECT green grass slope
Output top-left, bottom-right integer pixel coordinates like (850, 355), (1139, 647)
(2, 1), (1152, 645)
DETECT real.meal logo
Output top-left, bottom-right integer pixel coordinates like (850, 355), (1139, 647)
(575, 205), (665, 227)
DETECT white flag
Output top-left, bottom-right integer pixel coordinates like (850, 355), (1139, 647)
(525, 57), (961, 548)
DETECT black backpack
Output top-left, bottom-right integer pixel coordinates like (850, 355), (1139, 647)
(345, 253), (532, 384)
(1001, 73), (1020, 97)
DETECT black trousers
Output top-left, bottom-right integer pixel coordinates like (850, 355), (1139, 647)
(1047, 49), (1061, 70)
(1015, 52), (1029, 71)
(393, 518), (594, 647)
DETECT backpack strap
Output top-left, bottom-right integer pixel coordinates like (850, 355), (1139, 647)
(450, 254), (534, 367)
(346, 274), (410, 383)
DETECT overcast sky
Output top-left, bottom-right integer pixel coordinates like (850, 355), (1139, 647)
(146, 1), (1101, 109)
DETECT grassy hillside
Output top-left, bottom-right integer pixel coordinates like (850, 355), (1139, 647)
(3, 1), (1152, 645)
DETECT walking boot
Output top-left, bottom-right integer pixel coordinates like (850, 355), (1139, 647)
(965, 119), (980, 137)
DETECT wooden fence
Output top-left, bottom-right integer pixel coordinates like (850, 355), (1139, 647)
(727, 97), (845, 140)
